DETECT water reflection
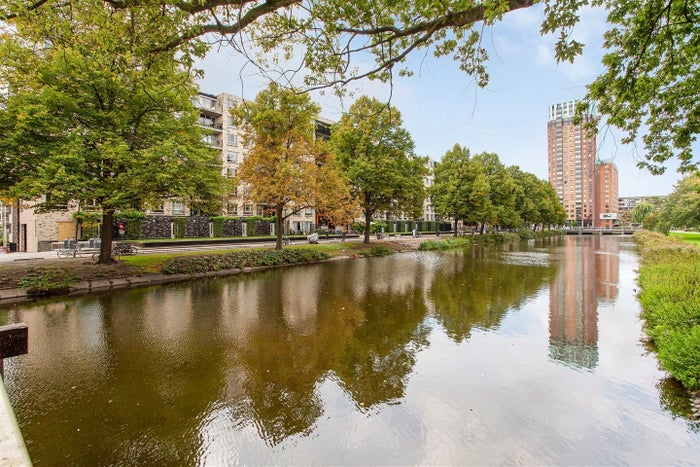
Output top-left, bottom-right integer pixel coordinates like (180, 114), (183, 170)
(548, 236), (619, 370)
(430, 245), (559, 343)
(2, 238), (699, 465)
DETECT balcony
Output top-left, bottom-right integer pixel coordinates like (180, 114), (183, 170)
(202, 135), (222, 148)
(193, 95), (222, 117)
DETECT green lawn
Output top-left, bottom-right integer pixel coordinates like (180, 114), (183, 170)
(669, 231), (700, 246)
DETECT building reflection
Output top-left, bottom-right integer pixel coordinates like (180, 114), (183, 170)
(548, 236), (619, 369)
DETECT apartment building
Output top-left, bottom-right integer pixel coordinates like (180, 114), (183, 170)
(593, 160), (619, 228)
(547, 100), (598, 227)
(423, 159), (438, 222)
(547, 101), (621, 228)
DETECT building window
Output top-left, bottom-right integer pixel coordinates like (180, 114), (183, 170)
(227, 134), (238, 146)
(203, 135), (218, 146)
(150, 202), (164, 214)
(172, 201), (186, 216)
(227, 152), (238, 163)
(244, 204), (252, 215)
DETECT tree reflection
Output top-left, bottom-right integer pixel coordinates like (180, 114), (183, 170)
(332, 287), (430, 410)
(429, 248), (558, 343)
(223, 259), (429, 444)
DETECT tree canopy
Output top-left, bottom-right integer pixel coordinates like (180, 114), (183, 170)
(631, 201), (655, 226)
(3, 0), (694, 173)
(231, 82), (355, 249)
(654, 174), (700, 230)
(430, 144), (489, 233)
(432, 146), (565, 233)
(330, 96), (426, 243)
(0, 1), (226, 262)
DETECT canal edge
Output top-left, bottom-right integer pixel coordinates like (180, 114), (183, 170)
(0, 255), (356, 306)
(0, 375), (32, 466)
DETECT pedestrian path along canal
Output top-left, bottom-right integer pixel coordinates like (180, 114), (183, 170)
(1, 236), (699, 464)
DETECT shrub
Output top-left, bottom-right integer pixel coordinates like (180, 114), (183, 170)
(518, 227), (536, 239)
(370, 221), (388, 233)
(419, 237), (472, 251)
(356, 245), (394, 257)
(476, 232), (520, 244)
(160, 248), (329, 275)
(122, 219), (143, 240)
(19, 267), (77, 296)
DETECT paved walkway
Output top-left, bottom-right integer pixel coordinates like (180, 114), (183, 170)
(0, 250), (60, 263)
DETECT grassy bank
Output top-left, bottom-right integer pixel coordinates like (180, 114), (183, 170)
(634, 230), (700, 390)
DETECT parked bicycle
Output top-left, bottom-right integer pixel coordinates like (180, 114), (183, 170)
(56, 247), (89, 259)
(111, 242), (138, 258)
(90, 243), (138, 261)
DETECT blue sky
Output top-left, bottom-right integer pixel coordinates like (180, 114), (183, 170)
(197, 4), (693, 197)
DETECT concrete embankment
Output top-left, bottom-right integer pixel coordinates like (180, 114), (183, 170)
(0, 377), (31, 466)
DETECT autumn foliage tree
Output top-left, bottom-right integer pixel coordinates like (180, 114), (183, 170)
(231, 82), (356, 249)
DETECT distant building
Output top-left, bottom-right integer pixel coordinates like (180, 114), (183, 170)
(618, 195), (667, 211)
(423, 159), (437, 222)
(547, 100), (597, 227)
(547, 100), (620, 228)
(593, 160), (619, 228)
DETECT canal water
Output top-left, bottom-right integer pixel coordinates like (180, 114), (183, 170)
(1, 236), (699, 465)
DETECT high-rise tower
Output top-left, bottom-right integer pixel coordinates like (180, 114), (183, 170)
(547, 101), (597, 227)
(593, 160), (619, 228)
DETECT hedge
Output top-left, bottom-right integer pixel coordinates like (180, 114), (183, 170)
(161, 248), (329, 275)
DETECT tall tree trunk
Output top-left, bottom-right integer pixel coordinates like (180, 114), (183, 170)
(72, 218), (80, 258)
(364, 208), (371, 244)
(453, 218), (458, 236)
(480, 222), (485, 235)
(275, 204), (284, 250)
(99, 209), (115, 264)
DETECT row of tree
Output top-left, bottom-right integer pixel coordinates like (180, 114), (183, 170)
(431, 145), (566, 233)
(231, 84), (565, 247)
(232, 88), (426, 247)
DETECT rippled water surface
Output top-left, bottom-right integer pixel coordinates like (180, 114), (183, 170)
(2, 236), (698, 465)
